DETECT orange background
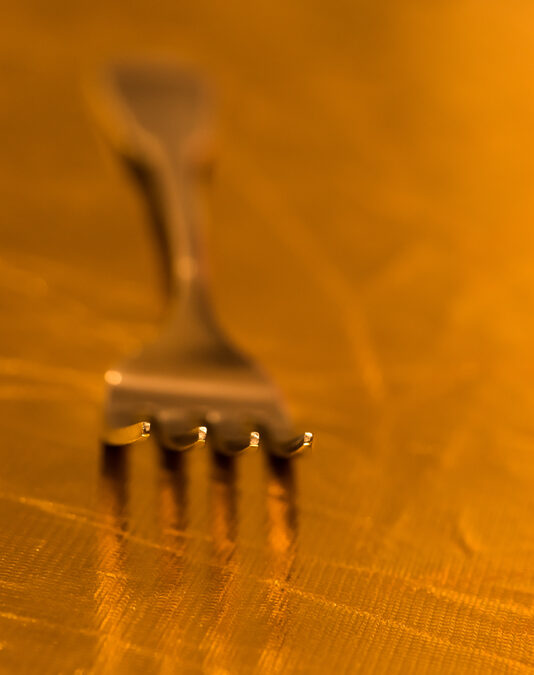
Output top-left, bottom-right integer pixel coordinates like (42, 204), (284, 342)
(1, 1), (534, 672)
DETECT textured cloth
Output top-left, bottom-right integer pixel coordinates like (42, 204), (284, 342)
(0, 1), (533, 672)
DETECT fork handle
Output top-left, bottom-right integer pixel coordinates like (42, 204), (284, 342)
(105, 64), (225, 344)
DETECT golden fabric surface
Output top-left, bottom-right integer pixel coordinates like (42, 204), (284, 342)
(1, 2), (534, 672)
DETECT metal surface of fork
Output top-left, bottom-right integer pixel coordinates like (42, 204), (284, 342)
(95, 62), (313, 457)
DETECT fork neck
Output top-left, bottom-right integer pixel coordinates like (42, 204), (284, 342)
(156, 154), (225, 343)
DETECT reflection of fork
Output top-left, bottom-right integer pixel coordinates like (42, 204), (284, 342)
(95, 63), (313, 457)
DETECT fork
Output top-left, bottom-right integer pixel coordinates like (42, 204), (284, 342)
(95, 62), (313, 457)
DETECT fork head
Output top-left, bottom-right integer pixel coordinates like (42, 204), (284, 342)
(103, 335), (312, 457)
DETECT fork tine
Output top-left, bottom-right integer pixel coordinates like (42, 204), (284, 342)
(102, 421), (151, 447)
(157, 424), (207, 452)
(209, 420), (260, 456)
(264, 431), (314, 458)
(214, 430), (260, 456)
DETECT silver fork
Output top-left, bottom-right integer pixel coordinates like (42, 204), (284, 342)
(95, 62), (313, 457)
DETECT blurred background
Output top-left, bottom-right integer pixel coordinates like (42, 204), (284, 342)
(2, 1), (534, 672)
